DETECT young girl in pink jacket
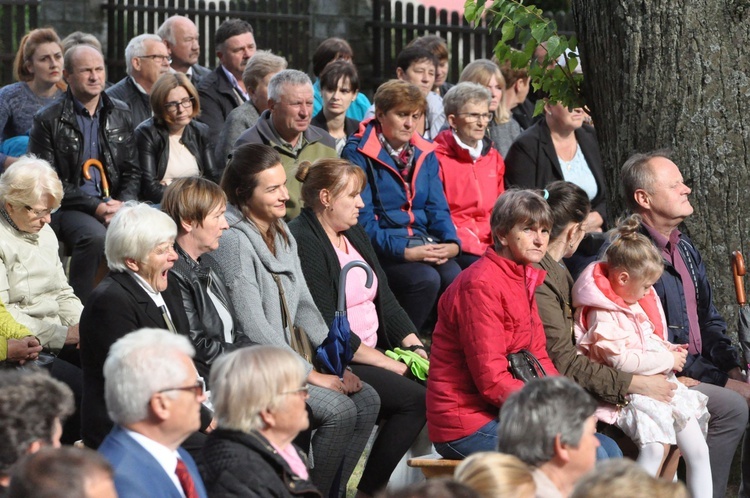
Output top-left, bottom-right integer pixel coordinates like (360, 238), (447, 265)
(572, 215), (711, 498)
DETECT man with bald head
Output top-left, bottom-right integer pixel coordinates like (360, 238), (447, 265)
(622, 150), (750, 498)
(29, 44), (140, 304)
(158, 16), (210, 85)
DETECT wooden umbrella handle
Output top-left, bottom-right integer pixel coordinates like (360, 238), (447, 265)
(82, 158), (110, 199)
(732, 250), (746, 305)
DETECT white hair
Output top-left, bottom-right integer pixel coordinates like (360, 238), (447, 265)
(103, 328), (195, 425)
(157, 16), (192, 46)
(125, 33), (162, 76)
(0, 155), (63, 208)
(104, 201), (177, 272)
(267, 69), (312, 102)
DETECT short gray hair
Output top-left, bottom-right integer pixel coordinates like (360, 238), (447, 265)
(443, 82), (491, 117)
(210, 345), (306, 433)
(497, 377), (597, 467)
(104, 201), (177, 272)
(0, 155), (63, 209)
(242, 50), (288, 92)
(125, 33), (162, 76)
(620, 149), (672, 212)
(103, 328), (195, 425)
(267, 69), (312, 102)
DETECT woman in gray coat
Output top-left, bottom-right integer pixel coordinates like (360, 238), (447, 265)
(210, 143), (380, 498)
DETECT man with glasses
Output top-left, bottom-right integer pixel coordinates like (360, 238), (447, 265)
(107, 34), (172, 127)
(98, 328), (208, 498)
(28, 44), (140, 304)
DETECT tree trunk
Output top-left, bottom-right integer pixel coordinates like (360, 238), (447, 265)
(570, 0), (750, 336)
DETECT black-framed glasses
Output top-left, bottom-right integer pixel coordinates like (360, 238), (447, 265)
(281, 384), (310, 396)
(158, 377), (205, 397)
(24, 205), (59, 218)
(139, 54), (172, 64)
(456, 112), (492, 123)
(164, 97), (195, 112)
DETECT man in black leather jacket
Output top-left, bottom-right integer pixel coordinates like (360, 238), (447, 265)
(28, 44), (140, 304)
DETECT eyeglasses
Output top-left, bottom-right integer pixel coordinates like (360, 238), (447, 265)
(24, 205), (59, 218)
(457, 112), (493, 123)
(281, 384), (310, 396)
(139, 54), (172, 64)
(158, 377), (206, 397)
(164, 97), (195, 112)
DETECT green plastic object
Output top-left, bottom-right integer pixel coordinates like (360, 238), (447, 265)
(385, 347), (429, 381)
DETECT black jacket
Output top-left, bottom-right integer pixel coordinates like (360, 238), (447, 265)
(310, 111), (360, 138)
(170, 245), (254, 380)
(504, 118), (608, 223)
(201, 429), (321, 498)
(80, 271), (190, 448)
(28, 90), (141, 216)
(105, 76), (152, 128)
(134, 118), (220, 203)
(288, 208), (416, 352)
(196, 66), (245, 145)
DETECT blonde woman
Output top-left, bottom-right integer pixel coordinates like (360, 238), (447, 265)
(454, 452), (535, 498)
(459, 59), (520, 156)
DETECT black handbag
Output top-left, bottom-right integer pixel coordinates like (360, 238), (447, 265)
(506, 349), (547, 383)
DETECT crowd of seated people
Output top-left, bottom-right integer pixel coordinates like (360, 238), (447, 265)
(2, 19), (749, 498)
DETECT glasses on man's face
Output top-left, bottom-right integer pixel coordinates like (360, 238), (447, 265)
(139, 54), (172, 64)
(164, 97), (195, 112)
(24, 205), (59, 219)
(281, 384), (310, 397)
(457, 112), (493, 123)
(158, 377), (205, 397)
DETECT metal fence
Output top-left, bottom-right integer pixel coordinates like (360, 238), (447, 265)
(0, 0), (40, 85)
(101, 0), (311, 83)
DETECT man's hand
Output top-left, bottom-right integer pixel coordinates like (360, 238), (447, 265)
(6, 337), (43, 364)
(65, 323), (80, 346)
(94, 199), (124, 226)
(728, 366), (747, 382)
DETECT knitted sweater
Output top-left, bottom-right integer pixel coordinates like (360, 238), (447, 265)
(0, 82), (62, 165)
(209, 204), (328, 375)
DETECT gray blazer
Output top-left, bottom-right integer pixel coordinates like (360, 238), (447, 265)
(209, 204), (328, 375)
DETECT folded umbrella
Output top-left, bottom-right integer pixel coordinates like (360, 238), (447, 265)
(316, 260), (373, 378)
(731, 250), (750, 369)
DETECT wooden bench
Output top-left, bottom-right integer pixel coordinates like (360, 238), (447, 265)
(407, 455), (461, 479)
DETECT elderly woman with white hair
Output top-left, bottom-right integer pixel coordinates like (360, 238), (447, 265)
(0, 155), (82, 355)
(79, 202), (191, 449)
(202, 346), (321, 497)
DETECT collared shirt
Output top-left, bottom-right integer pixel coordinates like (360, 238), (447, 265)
(220, 65), (248, 102)
(123, 429), (186, 498)
(72, 96), (104, 198)
(126, 270), (173, 324)
(644, 223), (702, 354)
(269, 120), (306, 155)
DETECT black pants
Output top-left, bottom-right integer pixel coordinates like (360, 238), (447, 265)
(50, 357), (82, 445)
(351, 364), (426, 496)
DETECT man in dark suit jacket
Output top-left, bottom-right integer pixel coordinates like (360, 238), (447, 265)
(97, 329), (208, 498)
(158, 16), (211, 86)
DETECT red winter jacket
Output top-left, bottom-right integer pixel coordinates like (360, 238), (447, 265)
(426, 248), (558, 443)
(434, 131), (505, 256)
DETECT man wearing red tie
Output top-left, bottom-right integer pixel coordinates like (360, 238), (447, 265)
(97, 328), (208, 498)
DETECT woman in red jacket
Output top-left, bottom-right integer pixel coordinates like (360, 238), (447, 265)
(434, 82), (505, 269)
(426, 189), (559, 459)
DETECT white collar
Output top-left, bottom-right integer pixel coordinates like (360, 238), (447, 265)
(452, 130), (483, 161)
(123, 428), (186, 497)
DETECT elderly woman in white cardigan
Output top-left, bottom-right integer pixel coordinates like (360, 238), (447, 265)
(210, 143), (380, 498)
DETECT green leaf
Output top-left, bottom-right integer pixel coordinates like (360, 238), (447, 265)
(546, 35), (562, 59)
(501, 22), (515, 43)
(533, 99), (546, 117)
(568, 34), (578, 51)
(530, 19), (547, 42)
(494, 44), (511, 63)
(566, 55), (578, 73)
(510, 49), (531, 68)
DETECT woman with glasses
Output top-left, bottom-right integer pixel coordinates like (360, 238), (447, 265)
(202, 346), (322, 497)
(135, 72), (219, 204)
(434, 83), (505, 269)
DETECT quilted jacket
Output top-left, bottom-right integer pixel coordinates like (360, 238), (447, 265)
(426, 248), (558, 443)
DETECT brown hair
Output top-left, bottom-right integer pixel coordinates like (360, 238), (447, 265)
(460, 59), (509, 123)
(150, 72), (201, 126)
(296, 158), (366, 211)
(544, 181), (591, 241)
(312, 37), (354, 77)
(221, 143), (288, 253)
(162, 177), (227, 232)
(604, 214), (663, 281)
(374, 79), (426, 116)
(498, 57), (529, 88)
(14, 28), (63, 83)
(490, 189), (553, 248)
(406, 35), (449, 61)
